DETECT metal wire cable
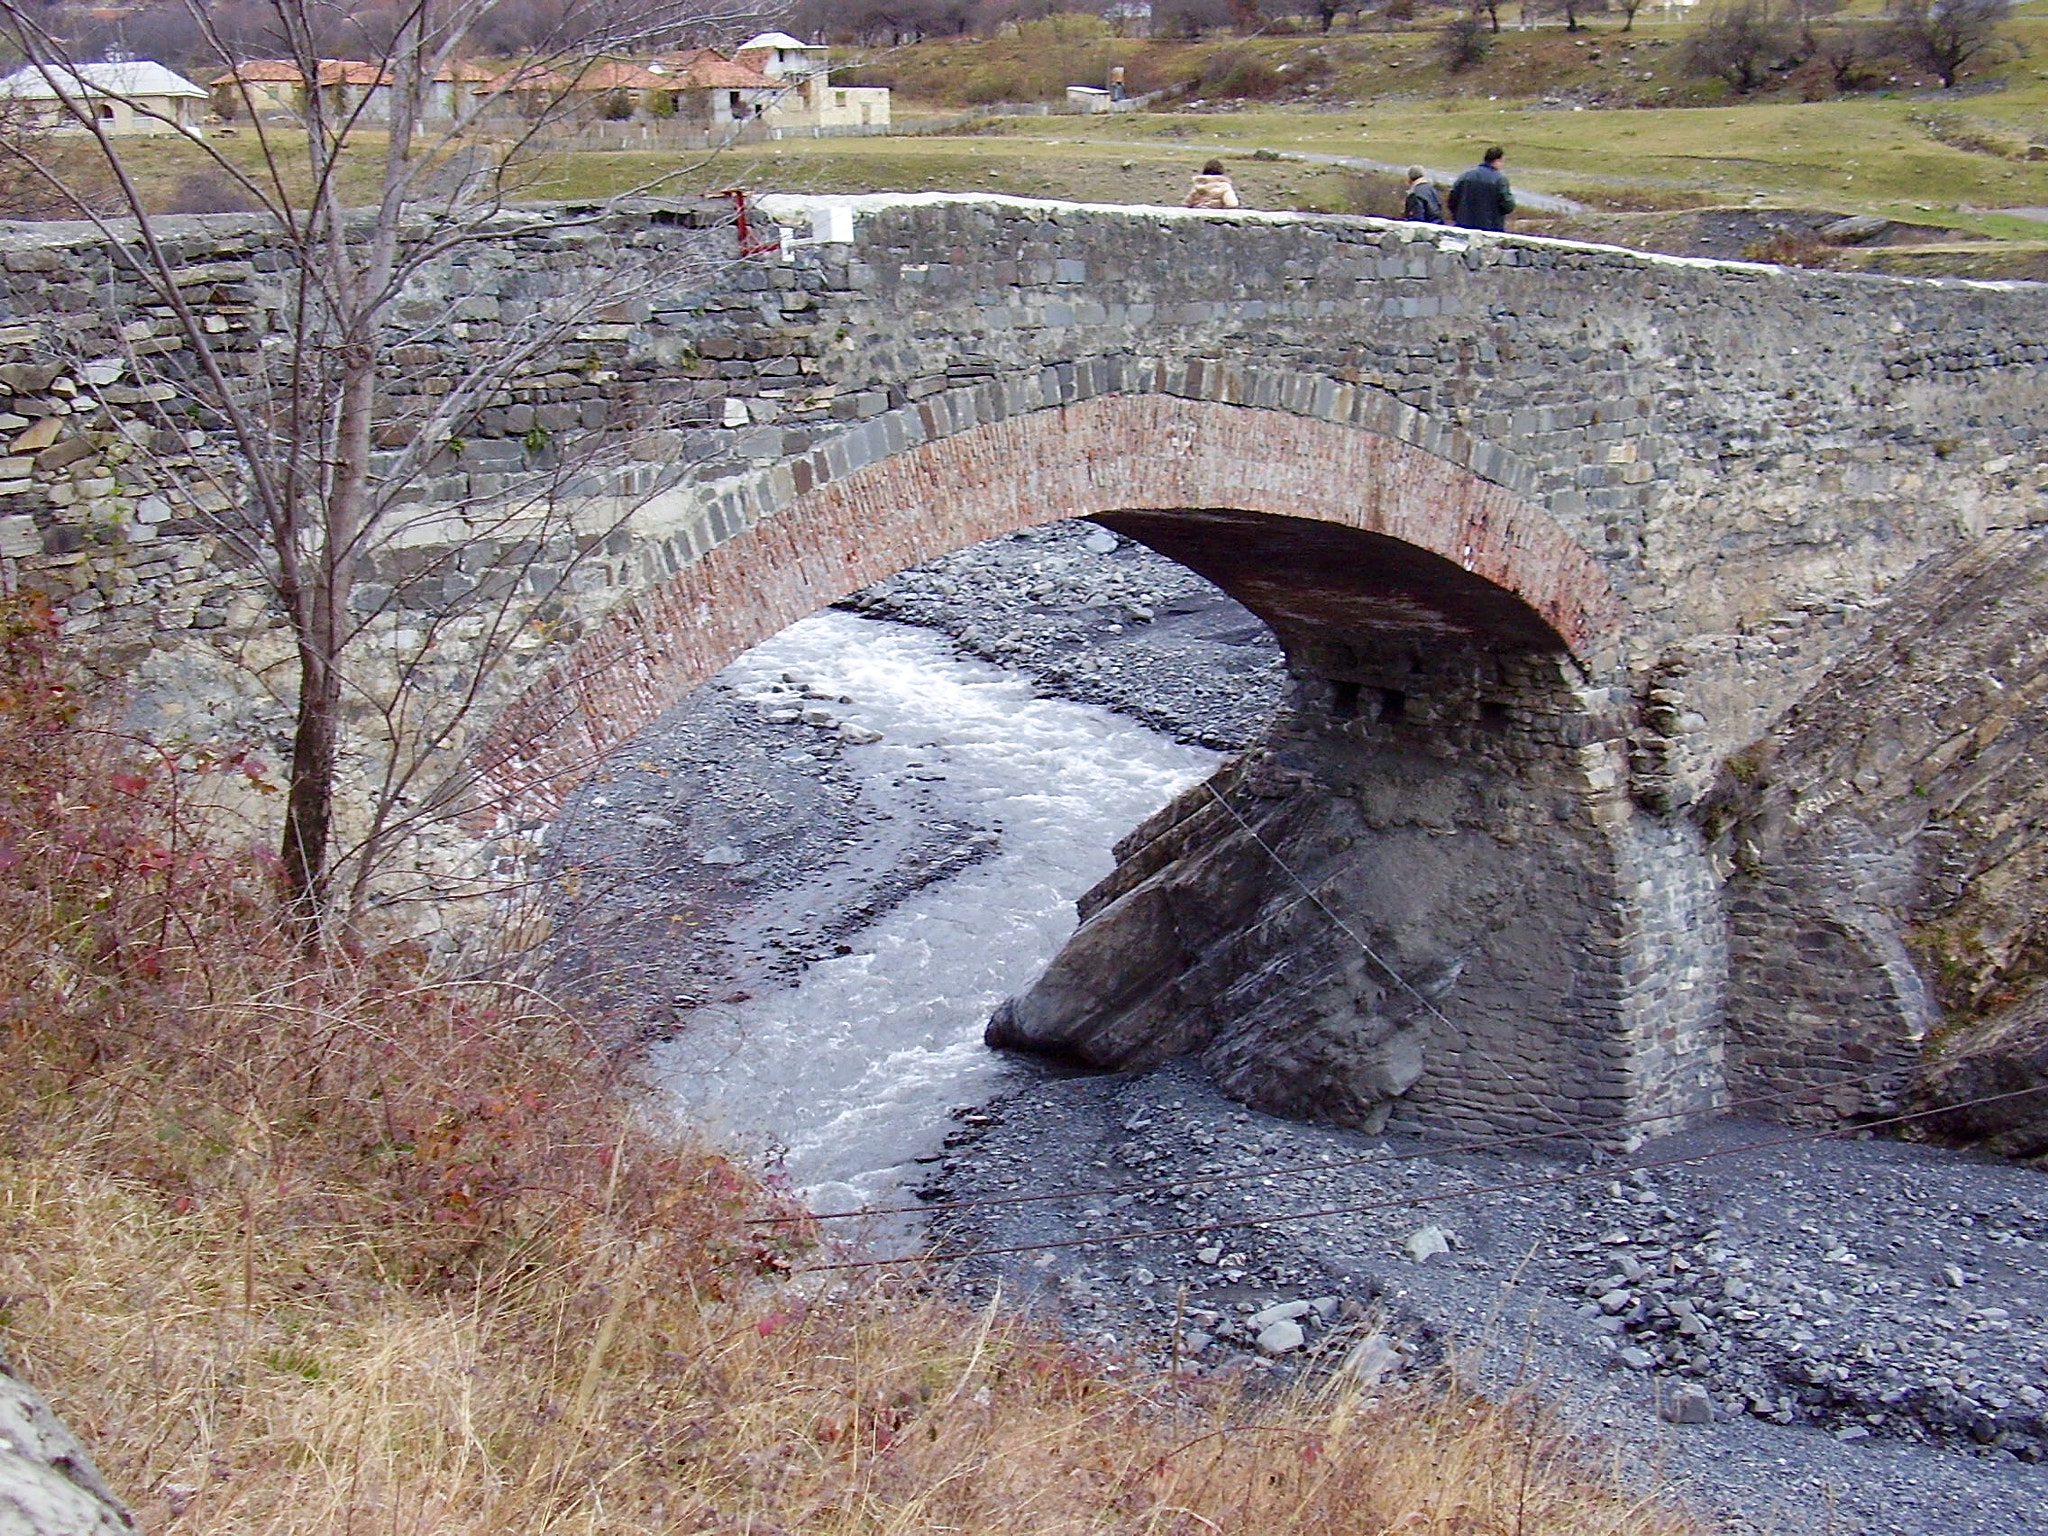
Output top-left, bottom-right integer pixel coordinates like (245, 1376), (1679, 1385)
(795, 1081), (2047, 1273)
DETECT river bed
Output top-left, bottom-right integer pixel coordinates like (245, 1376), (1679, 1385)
(548, 606), (1219, 1211)
(543, 525), (2048, 1536)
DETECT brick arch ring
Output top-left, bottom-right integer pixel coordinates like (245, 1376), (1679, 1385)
(472, 393), (1628, 829)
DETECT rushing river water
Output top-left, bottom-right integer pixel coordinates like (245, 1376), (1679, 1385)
(645, 610), (1220, 1212)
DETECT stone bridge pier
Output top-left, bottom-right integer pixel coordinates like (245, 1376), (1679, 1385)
(989, 504), (1723, 1143)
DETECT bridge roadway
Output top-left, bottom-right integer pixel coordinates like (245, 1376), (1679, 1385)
(2, 193), (2044, 1139)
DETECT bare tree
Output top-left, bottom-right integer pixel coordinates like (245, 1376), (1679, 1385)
(1781, 0), (1843, 50)
(0, 0), (766, 941)
(1154, 0), (1240, 36)
(1680, 0), (1791, 93)
(0, 90), (118, 216)
(1615, 0), (1648, 31)
(788, 0), (978, 42)
(1437, 3), (1491, 69)
(1886, 0), (2012, 88)
(1819, 24), (1873, 90)
(1521, 0), (1608, 31)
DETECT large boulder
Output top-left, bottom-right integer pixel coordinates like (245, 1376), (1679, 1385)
(1912, 983), (2048, 1162)
(0, 1358), (135, 1536)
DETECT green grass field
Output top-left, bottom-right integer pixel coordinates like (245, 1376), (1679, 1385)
(32, 13), (2048, 272)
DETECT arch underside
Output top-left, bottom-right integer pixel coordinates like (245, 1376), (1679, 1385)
(1095, 508), (1574, 657)
(473, 394), (1626, 826)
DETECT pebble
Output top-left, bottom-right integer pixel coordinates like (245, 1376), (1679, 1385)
(1403, 1225), (1451, 1262)
(1256, 1320), (1306, 1356)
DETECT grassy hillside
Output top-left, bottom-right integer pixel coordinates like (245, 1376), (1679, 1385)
(26, 9), (2048, 270)
(806, 11), (2048, 262)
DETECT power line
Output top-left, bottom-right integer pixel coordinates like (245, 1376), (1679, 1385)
(794, 1082), (2047, 1274)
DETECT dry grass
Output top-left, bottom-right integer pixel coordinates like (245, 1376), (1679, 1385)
(0, 593), (1713, 1535)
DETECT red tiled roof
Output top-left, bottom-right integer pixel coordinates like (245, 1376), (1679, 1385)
(212, 59), (304, 85)
(662, 51), (775, 90)
(317, 60), (391, 87)
(213, 52), (777, 98)
(436, 61), (502, 84)
(565, 59), (676, 93)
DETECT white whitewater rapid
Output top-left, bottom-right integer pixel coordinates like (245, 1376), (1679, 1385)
(648, 609), (1220, 1212)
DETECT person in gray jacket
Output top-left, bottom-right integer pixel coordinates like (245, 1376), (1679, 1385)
(1403, 167), (1446, 223)
(1446, 147), (1515, 232)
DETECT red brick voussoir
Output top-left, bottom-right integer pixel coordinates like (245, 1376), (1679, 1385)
(469, 395), (1626, 830)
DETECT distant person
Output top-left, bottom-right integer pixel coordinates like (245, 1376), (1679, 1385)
(1447, 146), (1515, 232)
(1184, 159), (1240, 210)
(1403, 166), (1445, 224)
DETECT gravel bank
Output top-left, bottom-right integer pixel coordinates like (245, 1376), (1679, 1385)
(922, 1063), (2047, 1536)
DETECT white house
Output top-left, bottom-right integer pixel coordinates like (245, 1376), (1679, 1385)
(733, 31), (890, 132)
(0, 59), (209, 136)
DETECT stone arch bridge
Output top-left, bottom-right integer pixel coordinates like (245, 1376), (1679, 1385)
(3, 194), (2045, 1142)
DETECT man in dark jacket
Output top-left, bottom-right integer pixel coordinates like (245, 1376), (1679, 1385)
(1447, 147), (1515, 232)
(1402, 167), (1446, 223)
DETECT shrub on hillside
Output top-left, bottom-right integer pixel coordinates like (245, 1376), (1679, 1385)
(1681, 0), (1795, 93)
(165, 172), (260, 214)
(1438, 9), (1494, 73)
(1743, 229), (1840, 266)
(1198, 48), (1289, 99)
(1316, 168), (1410, 216)
(1885, 0), (2016, 89)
